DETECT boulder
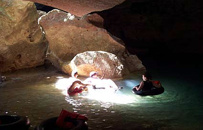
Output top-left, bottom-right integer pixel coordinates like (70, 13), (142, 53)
(124, 54), (146, 72)
(39, 9), (145, 76)
(23, 0), (125, 17)
(39, 9), (126, 69)
(62, 51), (126, 78)
(0, 0), (47, 72)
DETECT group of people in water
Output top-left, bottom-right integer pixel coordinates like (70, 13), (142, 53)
(67, 71), (120, 96)
(67, 70), (164, 96)
(1, 69), (164, 96)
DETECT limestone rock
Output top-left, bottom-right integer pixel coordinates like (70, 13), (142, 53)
(63, 51), (126, 78)
(0, 0), (47, 72)
(38, 9), (145, 76)
(124, 54), (146, 72)
(39, 9), (126, 70)
(37, 10), (46, 17)
(23, 0), (125, 17)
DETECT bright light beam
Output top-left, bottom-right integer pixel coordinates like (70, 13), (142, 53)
(56, 78), (140, 104)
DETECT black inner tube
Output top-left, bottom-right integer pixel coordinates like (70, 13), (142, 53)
(0, 115), (30, 130)
(132, 86), (164, 96)
(35, 117), (88, 130)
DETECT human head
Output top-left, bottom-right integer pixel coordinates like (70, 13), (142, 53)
(71, 70), (78, 78)
(90, 71), (97, 78)
(142, 72), (152, 81)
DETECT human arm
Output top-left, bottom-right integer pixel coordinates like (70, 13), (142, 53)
(68, 81), (87, 93)
(105, 79), (118, 89)
(134, 81), (144, 91)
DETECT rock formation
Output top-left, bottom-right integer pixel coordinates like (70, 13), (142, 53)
(0, 0), (47, 72)
(38, 10), (125, 69)
(0, 0), (147, 76)
(38, 9), (146, 77)
(64, 51), (126, 78)
(98, 0), (203, 54)
(30, 0), (203, 55)
(23, 0), (125, 17)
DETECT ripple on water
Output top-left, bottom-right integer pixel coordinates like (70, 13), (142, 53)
(1, 64), (202, 130)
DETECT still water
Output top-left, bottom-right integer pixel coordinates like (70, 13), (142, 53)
(0, 54), (202, 130)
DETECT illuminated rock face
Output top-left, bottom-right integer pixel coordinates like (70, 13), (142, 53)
(64, 51), (126, 78)
(0, 0), (47, 72)
(23, 0), (125, 17)
(63, 51), (146, 78)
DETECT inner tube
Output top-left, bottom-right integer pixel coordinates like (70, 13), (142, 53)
(35, 117), (88, 130)
(132, 86), (164, 96)
(0, 115), (30, 130)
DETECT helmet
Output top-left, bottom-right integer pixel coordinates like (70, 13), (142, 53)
(71, 70), (78, 77)
(89, 71), (97, 77)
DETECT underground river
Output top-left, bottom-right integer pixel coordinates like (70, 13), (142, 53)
(0, 54), (202, 130)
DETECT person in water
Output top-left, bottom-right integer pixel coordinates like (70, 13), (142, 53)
(133, 72), (164, 96)
(133, 72), (155, 91)
(84, 71), (119, 91)
(67, 71), (89, 96)
(84, 71), (104, 89)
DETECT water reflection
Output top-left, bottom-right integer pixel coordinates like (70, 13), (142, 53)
(0, 63), (203, 129)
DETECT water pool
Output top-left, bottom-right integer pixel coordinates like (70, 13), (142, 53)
(0, 54), (202, 130)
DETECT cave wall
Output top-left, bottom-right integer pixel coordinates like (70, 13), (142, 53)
(97, 0), (203, 55)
